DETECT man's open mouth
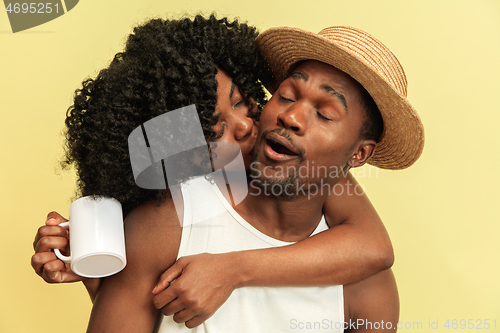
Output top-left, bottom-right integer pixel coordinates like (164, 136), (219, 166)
(267, 139), (297, 156)
(264, 132), (301, 161)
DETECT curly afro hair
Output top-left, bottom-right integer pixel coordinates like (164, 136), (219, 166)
(61, 14), (269, 215)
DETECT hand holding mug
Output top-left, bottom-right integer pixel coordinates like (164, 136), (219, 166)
(32, 211), (84, 283)
(53, 196), (127, 278)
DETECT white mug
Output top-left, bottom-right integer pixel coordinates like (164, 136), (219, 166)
(54, 196), (127, 278)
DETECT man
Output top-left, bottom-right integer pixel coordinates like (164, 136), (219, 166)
(87, 26), (423, 332)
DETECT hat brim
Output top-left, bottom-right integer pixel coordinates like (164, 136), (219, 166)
(255, 27), (424, 170)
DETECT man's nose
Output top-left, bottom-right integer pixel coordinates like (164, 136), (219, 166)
(276, 102), (309, 134)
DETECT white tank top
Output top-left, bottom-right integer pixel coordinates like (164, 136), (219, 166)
(157, 175), (344, 333)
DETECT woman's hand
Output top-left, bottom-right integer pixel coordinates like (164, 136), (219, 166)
(31, 211), (102, 301)
(152, 252), (241, 328)
(31, 211), (86, 283)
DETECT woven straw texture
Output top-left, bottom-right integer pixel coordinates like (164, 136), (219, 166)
(255, 26), (424, 170)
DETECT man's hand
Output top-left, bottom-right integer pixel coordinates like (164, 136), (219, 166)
(31, 211), (83, 283)
(152, 253), (239, 328)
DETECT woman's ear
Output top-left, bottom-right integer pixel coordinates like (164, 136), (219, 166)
(347, 140), (376, 168)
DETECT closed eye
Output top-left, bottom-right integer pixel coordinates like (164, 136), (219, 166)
(233, 99), (245, 108)
(279, 95), (294, 102)
(316, 111), (332, 121)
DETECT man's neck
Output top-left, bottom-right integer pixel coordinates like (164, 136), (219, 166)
(234, 186), (328, 242)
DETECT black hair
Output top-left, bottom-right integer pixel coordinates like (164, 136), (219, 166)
(61, 14), (269, 216)
(358, 87), (384, 142)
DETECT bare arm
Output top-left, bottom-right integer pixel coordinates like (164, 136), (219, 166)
(232, 174), (392, 286)
(319, 172), (394, 281)
(87, 200), (181, 332)
(343, 268), (399, 332)
(153, 172), (393, 326)
(241, 172), (391, 286)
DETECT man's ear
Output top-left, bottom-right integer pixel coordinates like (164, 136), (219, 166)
(348, 140), (376, 168)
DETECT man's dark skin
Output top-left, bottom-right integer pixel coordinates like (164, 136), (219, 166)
(86, 60), (399, 332)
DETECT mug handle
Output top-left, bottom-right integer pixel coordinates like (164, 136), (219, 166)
(53, 221), (71, 263)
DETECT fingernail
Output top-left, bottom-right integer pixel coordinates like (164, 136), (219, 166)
(152, 285), (157, 293)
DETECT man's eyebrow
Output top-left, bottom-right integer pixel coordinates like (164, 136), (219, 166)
(320, 84), (347, 111)
(290, 71), (347, 111)
(229, 82), (235, 98)
(290, 72), (308, 82)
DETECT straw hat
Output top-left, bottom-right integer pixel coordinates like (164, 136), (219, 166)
(255, 26), (424, 170)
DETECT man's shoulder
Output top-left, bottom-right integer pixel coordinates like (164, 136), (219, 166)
(343, 269), (399, 332)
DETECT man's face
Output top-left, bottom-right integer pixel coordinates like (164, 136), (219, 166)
(250, 60), (370, 197)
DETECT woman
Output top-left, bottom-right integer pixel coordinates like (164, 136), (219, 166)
(32, 14), (392, 329)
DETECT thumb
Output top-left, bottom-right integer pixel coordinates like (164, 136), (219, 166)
(46, 211), (68, 226)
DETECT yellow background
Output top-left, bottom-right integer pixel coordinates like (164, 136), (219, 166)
(1, 0), (499, 332)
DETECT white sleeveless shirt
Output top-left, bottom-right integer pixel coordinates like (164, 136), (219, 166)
(157, 175), (344, 333)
